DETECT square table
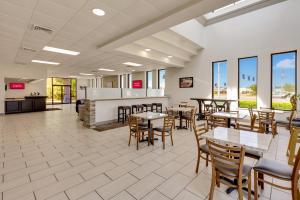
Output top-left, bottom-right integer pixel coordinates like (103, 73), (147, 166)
(167, 107), (192, 129)
(211, 112), (247, 128)
(131, 112), (168, 144)
(202, 127), (272, 152)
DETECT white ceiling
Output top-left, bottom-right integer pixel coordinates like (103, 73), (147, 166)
(0, 0), (235, 78)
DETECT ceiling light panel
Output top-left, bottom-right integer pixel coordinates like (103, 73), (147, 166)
(98, 68), (115, 72)
(43, 46), (80, 55)
(80, 73), (94, 76)
(32, 60), (60, 65)
(123, 62), (143, 67)
(93, 8), (106, 16)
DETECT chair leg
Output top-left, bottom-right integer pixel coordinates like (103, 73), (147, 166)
(248, 172), (252, 200)
(128, 133), (132, 146)
(258, 173), (264, 189)
(147, 131), (150, 146)
(209, 168), (216, 200)
(162, 132), (165, 149)
(170, 131), (174, 146)
(136, 132), (139, 150)
(216, 172), (220, 188)
(206, 153), (209, 167)
(237, 181), (243, 200)
(195, 150), (200, 173)
(254, 170), (259, 200)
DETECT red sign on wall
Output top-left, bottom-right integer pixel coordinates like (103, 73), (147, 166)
(132, 80), (142, 88)
(9, 83), (25, 89)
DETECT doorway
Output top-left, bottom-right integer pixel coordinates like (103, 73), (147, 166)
(52, 85), (71, 104)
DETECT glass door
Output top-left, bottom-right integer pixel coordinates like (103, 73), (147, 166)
(52, 85), (71, 104)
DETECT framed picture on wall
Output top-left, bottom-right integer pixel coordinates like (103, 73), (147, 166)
(179, 77), (193, 88)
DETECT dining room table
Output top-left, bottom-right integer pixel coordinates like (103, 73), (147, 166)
(167, 107), (192, 129)
(211, 112), (247, 128)
(131, 112), (168, 144)
(202, 127), (273, 195)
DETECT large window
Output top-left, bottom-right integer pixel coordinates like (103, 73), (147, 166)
(238, 57), (257, 108)
(146, 71), (153, 88)
(158, 69), (165, 89)
(47, 77), (77, 104)
(271, 51), (297, 110)
(212, 61), (227, 99)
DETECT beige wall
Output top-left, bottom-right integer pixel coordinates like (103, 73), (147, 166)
(132, 72), (146, 88)
(102, 75), (118, 88)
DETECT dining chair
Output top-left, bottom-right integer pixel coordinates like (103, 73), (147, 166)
(182, 106), (196, 131)
(153, 116), (174, 149)
(209, 115), (228, 129)
(254, 147), (300, 200)
(236, 108), (259, 131)
(277, 110), (296, 131)
(207, 140), (252, 200)
(290, 94), (297, 111)
(128, 115), (150, 150)
(193, 122), (209, 173)
(257, 111), (277, 137)
(165, 107), (178, 129)
(287, 127), (300, 165)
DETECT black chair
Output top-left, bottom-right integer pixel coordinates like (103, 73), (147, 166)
(76, 99), (84, 113)
(142, 104), (152, 112)
(132, 105), (144, 114)
(118, 106), (131, 123)
(152, 103), (162, 113)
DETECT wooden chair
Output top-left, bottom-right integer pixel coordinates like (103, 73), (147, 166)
(165, 107), (178, 129)
(153, 116), (174, 149)
(236, 108), (259, 131)
(257, 111), (277, 137)
(128, 115), (150, 150)
(290, 94), (297, 111)
(207, 140), (252, 200)
(193, 122), (209, 173)
(209, 115), (228, 129)
(254, 147), (300, 200)
(182, 106), (196, 131)
(287, 127), (300, 165)
(277, 110), (296, 131)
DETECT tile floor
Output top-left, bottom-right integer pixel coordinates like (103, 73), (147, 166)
(0, 105), (293, 200)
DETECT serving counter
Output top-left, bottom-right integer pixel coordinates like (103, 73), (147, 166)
(5, 96), (47, 114)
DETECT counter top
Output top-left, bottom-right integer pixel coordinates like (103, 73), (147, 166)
(5, 98), (25, 101)
(90, 96), (168, 101)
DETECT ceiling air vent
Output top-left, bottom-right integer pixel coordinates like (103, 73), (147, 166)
(31, 24), (53, 34)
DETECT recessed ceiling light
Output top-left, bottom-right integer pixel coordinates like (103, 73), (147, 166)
(32, 60), (60, 65)
(98, 68), (115, 72)
(123, 62), (143, 67)
(92, 8), (105, 16)
(132, 70), (136, 72)
(145, 49), (151, 52)
(80, 73), (94, 76)
(43, 46), (80, 56)
(167, 55), (173, 58)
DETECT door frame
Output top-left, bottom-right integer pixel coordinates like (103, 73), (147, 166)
(52, 85), (72, 104)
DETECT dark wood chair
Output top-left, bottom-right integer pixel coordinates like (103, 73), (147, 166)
(193, 122), (209, 173)
(207, 140), (252, 200)
(118, 106), (131, 123)
(254, 147), (300, 200)
(132, 105), (144, 114)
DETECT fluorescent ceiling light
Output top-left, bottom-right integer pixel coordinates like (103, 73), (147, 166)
(32, 60), (60, 65)
(123, 62), (143, 67)
(167, 55), (173, 58)
(145, 49), (151, 52)
(132, 70), (136, 72)
(43, 46), (80, 56)
(80, 73), (94, 76)
(93, 8), (105, 16)
(98, 68), (115, 72)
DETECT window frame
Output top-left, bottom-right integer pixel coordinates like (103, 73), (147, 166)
(146, 71), (152, 89)
(212, 60), (227, 99)
(158, 69), (166, 89)
(270, 50), (297, 111)
(238, 56), (258, 108)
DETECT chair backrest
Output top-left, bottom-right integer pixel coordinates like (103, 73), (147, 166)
(193, 122), (208, 148)
(288, 110), (296, 127)
(210, 115), (228, 128)
(258, 111), (274, 122)
(207, 140), (245, 179)
(163, 115), (174, 130)
(290, 94), (297, 111)
(128, 115), (139, 132)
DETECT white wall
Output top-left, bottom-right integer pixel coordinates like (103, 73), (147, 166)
(166, 0), (300, 110)
(5, 81), (45, 98)
(77, 78), (89, 99)
(0, 64), (47, 114)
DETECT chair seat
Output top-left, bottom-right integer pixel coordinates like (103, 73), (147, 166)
(131, 126), (149, 132)
(254, 158), (293, 180)
(245, 149), (262, 160)
(200, 144), (209, 153)
(217, 163), (252, 177)
(153, 126), (171, 132)
(276, 120), (289, 125)
(138, 122), (148, 127)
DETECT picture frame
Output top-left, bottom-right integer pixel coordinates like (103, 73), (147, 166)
(179, 77), (193, 88)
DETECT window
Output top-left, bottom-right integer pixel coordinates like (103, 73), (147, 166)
(158, 69), (165, 89)
(146, 71), (153, 88)
(238, 56), (257, 108)
(47, 77), (77, 104)
(128, 74), (132, 88)
(271, 51), (297, 110)
(212, 61), (227, 99)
